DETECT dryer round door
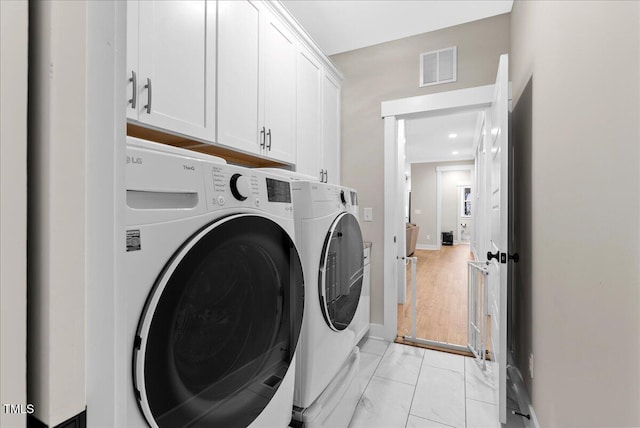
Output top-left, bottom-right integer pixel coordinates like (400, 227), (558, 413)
(318, 212), (364, 331)
(133, 214), (304, 428)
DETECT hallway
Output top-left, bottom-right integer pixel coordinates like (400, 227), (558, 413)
(397, 245), (473, 347)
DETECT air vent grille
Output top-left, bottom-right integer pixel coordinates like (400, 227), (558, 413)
(420, 46), (457, 87)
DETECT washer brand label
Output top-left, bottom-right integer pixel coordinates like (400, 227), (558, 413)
(126, 229), (141, 252)
(127, 156), (143, 165)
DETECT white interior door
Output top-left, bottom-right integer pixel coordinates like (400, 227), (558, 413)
(486, 53), (509, 425)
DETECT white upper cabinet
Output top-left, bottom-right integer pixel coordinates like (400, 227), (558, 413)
(261, 12), (296, 164)
(218, 0), (296, 164)
(127, 0), (216, 141)
(126, 0), (341, 170)
(322, 72), (340, 184)
(217, 0), (261, 154)
(295, 47), (323, 180)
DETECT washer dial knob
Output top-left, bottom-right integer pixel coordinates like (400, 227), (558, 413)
(230, 173), (250, 201)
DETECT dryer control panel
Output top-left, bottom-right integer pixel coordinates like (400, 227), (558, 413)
(204, 165), (294, 218)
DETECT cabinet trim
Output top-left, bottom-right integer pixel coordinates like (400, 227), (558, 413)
(267, 1), (343, 82)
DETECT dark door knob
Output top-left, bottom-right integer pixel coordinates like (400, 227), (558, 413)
(509, 253), (520, 263)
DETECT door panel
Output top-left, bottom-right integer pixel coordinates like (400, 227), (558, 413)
(217, 0), (261, 153)
(138, 0), (215, 140)
(322, 74), (340, 184)
(488, 54), (509, 424)
(296, 48), (322, 179)
(263, 13), (296, 163)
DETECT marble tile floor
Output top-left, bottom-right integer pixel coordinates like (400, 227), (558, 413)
(349, 337), (527, 428)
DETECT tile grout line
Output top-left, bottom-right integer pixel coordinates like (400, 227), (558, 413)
(355, 340), (390, 407)
(464, 356), (468, 428)
(403, 348), (425, 428)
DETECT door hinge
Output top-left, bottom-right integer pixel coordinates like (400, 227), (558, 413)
(500, 252), (507, 264)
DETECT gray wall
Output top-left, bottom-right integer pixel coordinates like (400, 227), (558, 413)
(411, 162), (473, 247)
(511, 1), (640, 426)
(1, 1), (28, 427)
(332, 14), (510, 324)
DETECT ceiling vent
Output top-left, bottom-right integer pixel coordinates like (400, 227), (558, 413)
(420, 46), (457, 87)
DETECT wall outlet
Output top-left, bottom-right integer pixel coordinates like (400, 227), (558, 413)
(363, 207), (373, 222)
(529, 353), (534, 379)
(426, 234), (430, 240)
(414, 209), (422, 215)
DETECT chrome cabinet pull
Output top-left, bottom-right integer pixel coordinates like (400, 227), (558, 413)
(129, 71), (137, 108)
(319, 169), (324, 182)
(260, 127), (266, 149)
(324, 169), (328, 183)
(266, 129), (272, 150)
(144, 78), (152, 114)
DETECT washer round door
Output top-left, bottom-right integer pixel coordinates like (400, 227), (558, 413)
(133, 214), (304, 428)
(318, 212), (364, 331)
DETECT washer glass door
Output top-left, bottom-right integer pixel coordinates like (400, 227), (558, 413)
(133, 215), (304, 427)
(318, 212), (364, 331)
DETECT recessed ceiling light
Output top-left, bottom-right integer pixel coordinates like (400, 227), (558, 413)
(448, 133), (457, 139)
(452, 151), (459, 155)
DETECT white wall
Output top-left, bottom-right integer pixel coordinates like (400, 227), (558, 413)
(28, 2), (87, 425)
(86, 1), (127, 426)
(511, 1), (640, 425)
(1, 1), (28, 427)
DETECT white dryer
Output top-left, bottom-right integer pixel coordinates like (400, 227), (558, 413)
(122, 138), (304, 427)
(290, 181), (364, 427)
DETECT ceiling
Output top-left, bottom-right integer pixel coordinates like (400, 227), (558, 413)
(404, 109), (481, 169)
(281, 0), (513, 56)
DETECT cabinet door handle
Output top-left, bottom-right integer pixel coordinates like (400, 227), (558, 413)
(319, 169), (324, 182)
(144, 78), (152, 114)
(260, 127), (266, 149)
(324, 169), (328, 183)
(266, 129), (272, 150)
(129, 71), (137, 108)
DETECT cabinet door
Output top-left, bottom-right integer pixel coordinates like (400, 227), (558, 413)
(126, 1), (139, 121)
(217, 0), (261, 154)
(261, 11), (296, 164)
(137, 0), (216, 141)
(295, 48), (322, 180)
(322, 73), (340, 184)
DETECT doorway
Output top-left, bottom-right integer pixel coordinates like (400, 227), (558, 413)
(380, 84), (495, 344)
(397, 111), (481, 353)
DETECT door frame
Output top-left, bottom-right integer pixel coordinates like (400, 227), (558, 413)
(377, 84), (494, 341)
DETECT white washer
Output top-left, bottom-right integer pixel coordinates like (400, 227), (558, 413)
(123, 138), (304, 427)
(290, 181), (364, 427)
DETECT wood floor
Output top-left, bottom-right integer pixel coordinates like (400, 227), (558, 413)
(397, 244), (473, 348)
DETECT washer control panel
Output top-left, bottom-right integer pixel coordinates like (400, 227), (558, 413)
(205, 165), (293, 217)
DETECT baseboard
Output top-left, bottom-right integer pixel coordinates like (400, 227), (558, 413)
(367, 323), (386, 340)
(507, 358), (540, 428)
(28, 410), (86, 428)
(415, 244), (439, 251)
